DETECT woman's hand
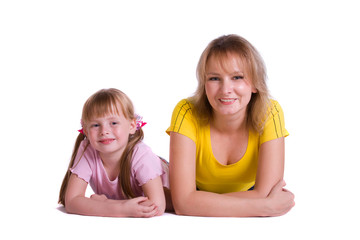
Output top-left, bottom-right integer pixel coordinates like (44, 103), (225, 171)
(265, 180), (295, 216)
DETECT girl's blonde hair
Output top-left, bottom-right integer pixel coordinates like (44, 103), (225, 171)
(189, 34), (270, 133)
(58, 88), (143, 206)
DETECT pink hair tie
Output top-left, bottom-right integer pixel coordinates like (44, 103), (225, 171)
(135, 114), (147, 130)
(78, 120), (84, 134)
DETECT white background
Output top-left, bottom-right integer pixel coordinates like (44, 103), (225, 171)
(1, 0), (359, 239)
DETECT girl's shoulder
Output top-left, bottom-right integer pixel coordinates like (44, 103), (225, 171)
(132, 141), (156, 159)
(131, 141), (162, 169)
(132, 141), (150, 153)
(77, 139), (98, 162)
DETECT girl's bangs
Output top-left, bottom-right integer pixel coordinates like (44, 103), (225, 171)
(83, 96), (125, 123)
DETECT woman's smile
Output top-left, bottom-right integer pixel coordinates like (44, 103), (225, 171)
(219, 98), (238, 105)
(205, 53), (256, 117)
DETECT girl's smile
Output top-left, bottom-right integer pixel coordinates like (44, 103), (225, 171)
(99, 138), (116, 145)
(84, 113), (136, 160)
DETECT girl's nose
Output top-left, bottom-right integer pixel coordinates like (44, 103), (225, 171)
(100, 125), (110, 135)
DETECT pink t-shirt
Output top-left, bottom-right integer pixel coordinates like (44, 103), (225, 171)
(70, 139), (169, 200)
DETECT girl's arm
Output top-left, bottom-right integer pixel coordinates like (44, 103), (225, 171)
(141, 176), (166, 216)
(65, 174), (159, 217)
(224, 137), (286, 199)
(169, 132), (294, 217)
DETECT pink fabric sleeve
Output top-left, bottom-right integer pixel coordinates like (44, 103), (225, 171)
(70, 139), (95, 183)
(131, 142), (168, 187)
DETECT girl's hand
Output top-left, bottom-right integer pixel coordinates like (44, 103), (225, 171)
(265, 180), (295, 216)
(121, 197), (159, 218)
(90, 194), (108, 202)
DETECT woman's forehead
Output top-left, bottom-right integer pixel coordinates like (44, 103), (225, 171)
(206, 52), (248, 74)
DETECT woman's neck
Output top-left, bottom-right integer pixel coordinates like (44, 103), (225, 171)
(211, 111), (247, 134)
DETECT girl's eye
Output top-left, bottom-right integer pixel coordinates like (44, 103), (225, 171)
(91, 124), (100, 128)
(111, 122), (118, 125)
(233, 75), (244, 80)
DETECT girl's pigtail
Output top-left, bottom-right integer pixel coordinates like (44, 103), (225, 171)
(58, 133), (88, 206)
(119, 128), (144, 199)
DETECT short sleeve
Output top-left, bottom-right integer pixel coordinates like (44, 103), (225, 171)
(260, 100), (289, 145)
(166, 99), (197, 143)
(131, 142), (167, 187)
(70, 139), (95, 183)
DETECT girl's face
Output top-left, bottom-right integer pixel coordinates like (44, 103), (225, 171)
(205, 53), (257, 118)
(84, 110), (136, 159)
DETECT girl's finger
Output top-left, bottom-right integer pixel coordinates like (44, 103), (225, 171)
(142, 206), (159, 218)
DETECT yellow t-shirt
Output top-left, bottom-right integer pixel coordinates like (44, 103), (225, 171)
(166, 99), (289, 194)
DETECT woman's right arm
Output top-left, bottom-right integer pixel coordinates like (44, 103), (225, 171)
(65, 174), (159, 217)
(169, 132), (294, 217)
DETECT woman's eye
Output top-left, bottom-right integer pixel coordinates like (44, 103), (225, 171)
(209, 77), (220, 81)
(233, 75), (244, 80)
(111, 122), (118, 125)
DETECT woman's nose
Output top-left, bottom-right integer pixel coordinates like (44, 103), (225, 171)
(221, 79), (232, 94)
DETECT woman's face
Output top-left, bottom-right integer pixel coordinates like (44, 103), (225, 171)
(204, 53), (257, 118)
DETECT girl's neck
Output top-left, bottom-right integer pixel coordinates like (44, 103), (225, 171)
(99, 151), (124, 181)
(99, 150), (123, 169)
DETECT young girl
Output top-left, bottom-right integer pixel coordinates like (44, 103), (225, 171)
(167, 34), (295, 217)
(59, 88), (172, 217)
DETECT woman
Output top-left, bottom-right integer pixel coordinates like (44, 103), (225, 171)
(166, 34), (295, 217)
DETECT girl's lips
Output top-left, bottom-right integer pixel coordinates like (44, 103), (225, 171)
(99, 139), (115, 144)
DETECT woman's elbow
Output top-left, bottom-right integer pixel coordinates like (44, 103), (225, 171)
(171, 196), (192, 216)
(251, 188), (272, 199)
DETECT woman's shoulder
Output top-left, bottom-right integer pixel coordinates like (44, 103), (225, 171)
(173, 98), (194, 111)
(260, 99), (289, 143)
(266, 99), (285, 116)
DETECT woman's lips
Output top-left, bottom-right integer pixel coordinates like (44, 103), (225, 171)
(219, 98), (237, 105)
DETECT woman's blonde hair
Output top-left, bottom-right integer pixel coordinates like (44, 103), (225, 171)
(58, 88), (143, 206)
(189, 34), (270, 133)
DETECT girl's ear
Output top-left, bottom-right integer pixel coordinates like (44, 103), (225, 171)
(129, 118), (137, 134)
(251, 86), (258, 93)
(83, 128), (88, 137)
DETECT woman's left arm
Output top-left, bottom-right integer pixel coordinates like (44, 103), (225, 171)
(141, 176), (166, 215)
(224, 137), (285, 199)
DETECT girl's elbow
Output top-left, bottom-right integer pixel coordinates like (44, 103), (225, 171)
(64, 202), (74, 214)
(64, 196), (79, 214)
(156, 206), (166, 216)
(155, 200), (166, 216)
